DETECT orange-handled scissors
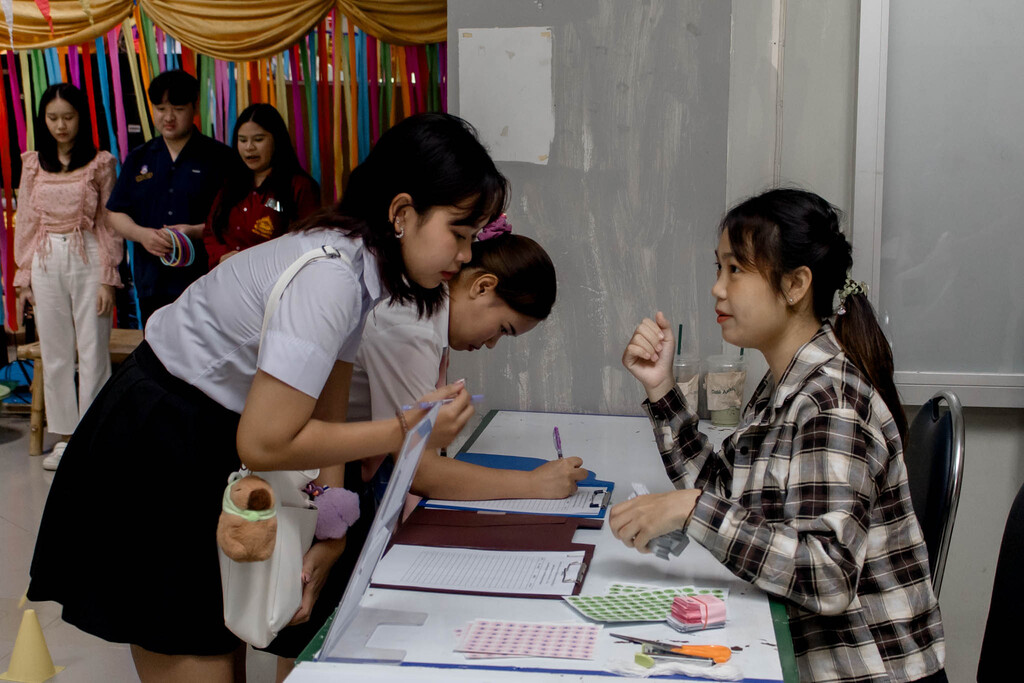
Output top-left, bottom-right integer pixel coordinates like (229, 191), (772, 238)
(611, 633), (732, 664)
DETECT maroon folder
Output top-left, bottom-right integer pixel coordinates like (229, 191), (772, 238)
(370, 508), (595, 598)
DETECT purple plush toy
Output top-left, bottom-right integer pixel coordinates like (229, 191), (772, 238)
(314, 487), (361, 540)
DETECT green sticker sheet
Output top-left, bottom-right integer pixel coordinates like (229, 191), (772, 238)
(564, 583), (728, 623)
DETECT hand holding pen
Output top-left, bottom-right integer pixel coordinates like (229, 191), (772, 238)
(525, 425), (587, 498)
(400, 394), (485, 411)
(407, 380), (477, 451)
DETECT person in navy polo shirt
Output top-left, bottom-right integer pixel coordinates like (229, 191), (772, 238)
(107, 69), (237, 323)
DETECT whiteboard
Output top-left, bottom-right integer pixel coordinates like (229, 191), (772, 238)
(859, 0), (1024, 407)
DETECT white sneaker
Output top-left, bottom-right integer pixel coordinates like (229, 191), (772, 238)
(42, 442), (68, 471)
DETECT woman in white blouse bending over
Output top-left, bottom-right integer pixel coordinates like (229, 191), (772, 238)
(351, 215), (585, 501)
(27, 113), (507, 683)
(14, 83), (121, 470)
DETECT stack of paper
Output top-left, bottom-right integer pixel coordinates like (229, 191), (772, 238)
(369, 507), (594, 598)
(372, 545), (587, 597)
(668, 593), (727, 633)
(424, 486), (610, 517)
(453, 619), (599, 660)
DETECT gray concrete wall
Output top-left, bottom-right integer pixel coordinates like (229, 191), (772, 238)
(448, 0), (730, 414)
(725, 0), (859, 419)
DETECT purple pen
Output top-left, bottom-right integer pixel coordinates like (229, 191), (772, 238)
(553, 427), (564, 459)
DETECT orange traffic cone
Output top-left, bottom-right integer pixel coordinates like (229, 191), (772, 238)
(0, 609), (64, 683)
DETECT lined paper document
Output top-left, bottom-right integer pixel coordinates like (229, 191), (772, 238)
(371, 545), (586, 596)
(423, 486), (608, 516)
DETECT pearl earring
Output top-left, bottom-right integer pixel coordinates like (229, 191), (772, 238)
(394, 219), (404, 239)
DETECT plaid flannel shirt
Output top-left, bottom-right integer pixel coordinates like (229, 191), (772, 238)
(644, 324), (944, 683)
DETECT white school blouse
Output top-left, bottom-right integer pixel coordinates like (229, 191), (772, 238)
(347, 296), (449, 422)
(147, 229), (382, 414)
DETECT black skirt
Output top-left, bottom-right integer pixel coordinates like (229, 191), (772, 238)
(27, 341), (365, 657)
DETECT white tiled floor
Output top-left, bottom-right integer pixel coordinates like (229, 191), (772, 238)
(0, 412), (278, 682)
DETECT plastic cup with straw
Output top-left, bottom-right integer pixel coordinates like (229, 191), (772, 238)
(673, 323), (699, 410)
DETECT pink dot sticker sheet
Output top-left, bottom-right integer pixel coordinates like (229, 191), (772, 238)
(453, 619), (600, 660)
(453, 628), (518, 659)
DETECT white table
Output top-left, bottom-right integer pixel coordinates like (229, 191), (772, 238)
(288, 411), (794, 682)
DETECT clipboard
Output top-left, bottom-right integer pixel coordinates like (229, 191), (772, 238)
(421, 451), (615, 527)
(370, 507), (594, 598)
(316, 404), (440, 663)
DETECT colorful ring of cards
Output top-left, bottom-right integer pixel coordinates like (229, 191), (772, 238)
(160, 228), (195, 268)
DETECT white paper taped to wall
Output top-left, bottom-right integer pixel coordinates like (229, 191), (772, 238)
(458, 27), (555, 165)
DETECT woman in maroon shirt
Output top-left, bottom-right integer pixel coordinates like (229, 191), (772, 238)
(203, 104), (320, 269)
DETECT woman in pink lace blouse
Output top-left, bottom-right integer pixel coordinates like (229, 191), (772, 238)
(14, 83), (123, 471)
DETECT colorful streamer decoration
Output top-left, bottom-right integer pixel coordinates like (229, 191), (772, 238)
(19, 51), (33, 149)
(32, 1), (54, 35)
(6, 51), (26, 150)
(0, 61), (16, 325)
(1, 5), (447, 329)
(2, 0), (14, 49)
(77, 1), (94, 26)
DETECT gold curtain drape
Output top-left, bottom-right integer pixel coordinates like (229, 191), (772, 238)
(140, 1), (335, 61)
(4, 1), (131, 48)
(337, 0), (446, 46)
(2, 1), (446, 54)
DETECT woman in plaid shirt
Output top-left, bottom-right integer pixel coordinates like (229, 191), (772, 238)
(610, 189), (946, 683)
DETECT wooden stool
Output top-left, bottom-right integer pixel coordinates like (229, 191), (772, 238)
(16, 328), (144, 456)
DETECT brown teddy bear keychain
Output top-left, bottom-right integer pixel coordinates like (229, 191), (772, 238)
(217, 474), (278, 562)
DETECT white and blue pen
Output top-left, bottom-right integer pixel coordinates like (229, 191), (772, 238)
(400, 394), (485, 411)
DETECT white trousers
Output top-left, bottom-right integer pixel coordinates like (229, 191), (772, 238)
(30, 232), (112, 435)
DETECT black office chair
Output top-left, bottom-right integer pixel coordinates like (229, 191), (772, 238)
(977, 480), (1024, 682)
(903, 390), (964, 597)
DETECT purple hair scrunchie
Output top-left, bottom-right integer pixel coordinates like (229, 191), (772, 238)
(313, 487), (361, 540)
(477, 213), (512, 241)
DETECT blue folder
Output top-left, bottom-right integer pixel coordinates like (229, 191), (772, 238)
(420, 452), (616, 526)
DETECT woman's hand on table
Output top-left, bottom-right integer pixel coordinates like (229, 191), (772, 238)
(529, 457), (589, 498)
(609, 489), (701, 553)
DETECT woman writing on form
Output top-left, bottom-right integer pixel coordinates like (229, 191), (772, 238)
(611, 189), (946, 683)
(353, 215), (586, 503)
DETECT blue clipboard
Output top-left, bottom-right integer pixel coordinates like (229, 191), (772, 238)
(420, 452), (615, 527)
